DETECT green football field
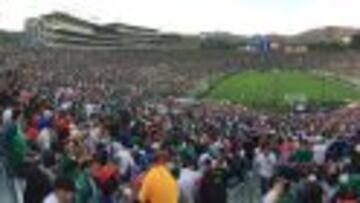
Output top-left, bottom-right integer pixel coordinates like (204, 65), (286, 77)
(207, 70), (360, 110)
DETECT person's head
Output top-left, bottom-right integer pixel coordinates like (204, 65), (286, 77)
(42, 150), (56, 168)
(154, 150), (169, 165)
(260, 141), (270, 154)
(182, 158), (197, 169)
(53, 176), (75, 203)
(300, 139), (310, 149)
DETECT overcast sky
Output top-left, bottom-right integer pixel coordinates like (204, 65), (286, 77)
(0, 0), (359, 35)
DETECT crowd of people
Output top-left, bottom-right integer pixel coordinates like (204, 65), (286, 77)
(1, 84), (360, 203)
(2, 48), (360, 203)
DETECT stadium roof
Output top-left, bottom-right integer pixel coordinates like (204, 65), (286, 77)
(42, 12), (99, 29)
(104, 23), (158, 33)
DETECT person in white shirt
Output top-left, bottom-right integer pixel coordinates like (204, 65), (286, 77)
(178, 160), (202, 203)
(112, 142), (135, 178)
(198, 153), (211, 172)
(313, 136), (328, 165)
(43, 176), (75, 203)
(255, 145), (277, 194)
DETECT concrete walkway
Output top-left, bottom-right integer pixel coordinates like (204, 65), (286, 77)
(0, 163), (17, 203)
(228, 172), (261, 203)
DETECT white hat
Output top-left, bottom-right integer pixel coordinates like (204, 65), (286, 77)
(2, 108), (12, 124)
(355, 144), (360, 154)
(339, 173), (349, 184)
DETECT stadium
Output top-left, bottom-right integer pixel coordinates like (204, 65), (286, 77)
(2, 9), (360, 203)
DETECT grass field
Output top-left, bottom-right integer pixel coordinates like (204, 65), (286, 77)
(207, 70), (360, 110)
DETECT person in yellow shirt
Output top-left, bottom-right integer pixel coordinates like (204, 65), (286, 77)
(139, 150), (179, 203)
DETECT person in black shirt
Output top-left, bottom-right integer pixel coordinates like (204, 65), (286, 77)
(197, 160), (228, 203)
(24, 161), (52, 203)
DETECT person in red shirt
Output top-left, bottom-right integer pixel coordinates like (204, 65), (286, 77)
(91, 155), (120, 203)
(54, 112), (71, 141)
(25, 126), (38, 142)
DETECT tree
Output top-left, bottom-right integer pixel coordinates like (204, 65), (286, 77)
(351, 34), (360, 49)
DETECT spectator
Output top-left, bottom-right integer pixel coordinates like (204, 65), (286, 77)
(24, 156), (52, 203)
(43, 176), (75, 203)
(255, 142), (277, 194)
(198, 159), (228, 203)
(178, 159), (201, 203)
(138, 150), (178, 203)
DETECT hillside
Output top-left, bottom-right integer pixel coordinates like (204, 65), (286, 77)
(290, 26), (360, 44)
